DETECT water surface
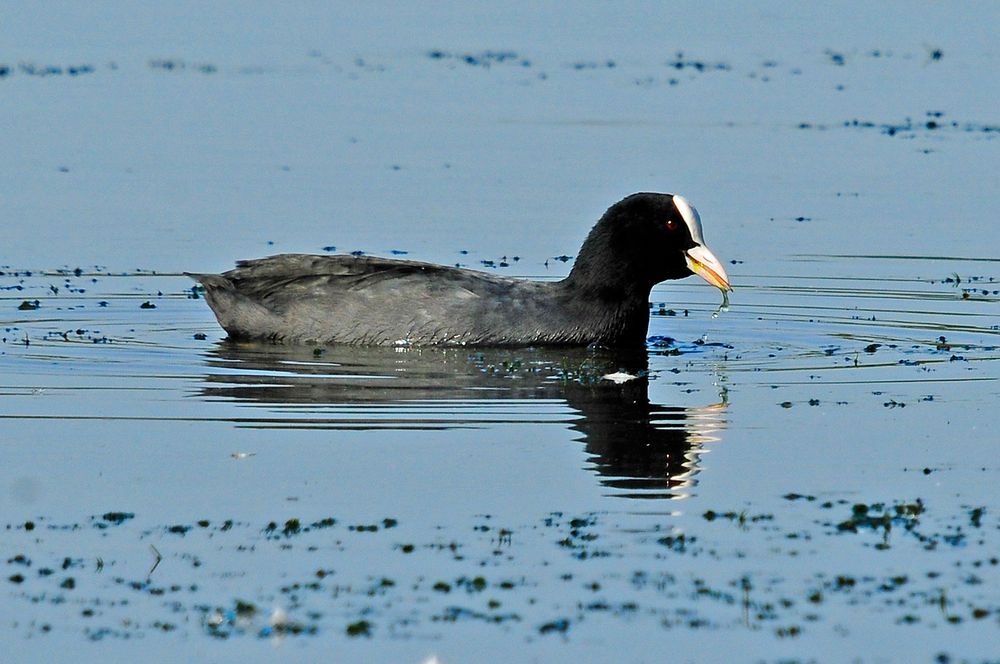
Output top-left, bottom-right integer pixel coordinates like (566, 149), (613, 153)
(2, 2), (999, 662)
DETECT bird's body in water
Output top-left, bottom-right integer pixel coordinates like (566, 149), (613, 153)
(189, 193), (731, 347)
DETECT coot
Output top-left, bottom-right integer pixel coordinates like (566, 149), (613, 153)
(189, 193), (731, 346)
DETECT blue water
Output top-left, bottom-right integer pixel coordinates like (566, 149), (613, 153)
(2, 3), (999, 662)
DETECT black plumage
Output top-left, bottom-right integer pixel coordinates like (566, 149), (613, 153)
(189, 193), (730, 347)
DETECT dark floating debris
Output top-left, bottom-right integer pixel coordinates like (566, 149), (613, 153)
(538, 618), (570, 635)
(101, 512), (135, 526)
(149, 59), (217, 74)
(202, 600), (316, 639)
(825, 49), (847, 66)
(666, 51), (731, 72)
(800, 111), (999, 138)
(15, 62), (95, 77)
(835, 500), (923, 540)
(570, 60), (616, 70)
(149, 58), (182, 71)
(3, 500), (997, 642)
(702, 510), (773, 524)
(345, 619), (372, 637)
(427, 49), (531, 69)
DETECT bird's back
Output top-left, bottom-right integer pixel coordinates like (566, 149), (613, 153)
(190, 254), (572, 345)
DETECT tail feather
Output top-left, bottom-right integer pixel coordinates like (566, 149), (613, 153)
(185, 272), (232, 290)
(186, 272), (281, 340)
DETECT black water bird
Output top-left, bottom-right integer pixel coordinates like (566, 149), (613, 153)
(189, 193), (731, 346)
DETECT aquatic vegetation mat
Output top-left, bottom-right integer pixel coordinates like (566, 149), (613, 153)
(4, 497), (998, 650)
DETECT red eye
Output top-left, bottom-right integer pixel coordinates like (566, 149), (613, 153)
(665, 219), (678, 231)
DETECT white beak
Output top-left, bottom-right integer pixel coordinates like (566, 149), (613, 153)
(684, 244), (732, 291)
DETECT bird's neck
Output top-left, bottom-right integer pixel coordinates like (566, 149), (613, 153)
(563, 225), (653, 303)
(550, 216), (655, 346)
(553, 275), (651, 347)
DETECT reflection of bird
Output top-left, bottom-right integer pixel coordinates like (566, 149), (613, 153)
(570, 377), (726, 500)
(198, 344), (726, 499)
(189, 193), (730, 346)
